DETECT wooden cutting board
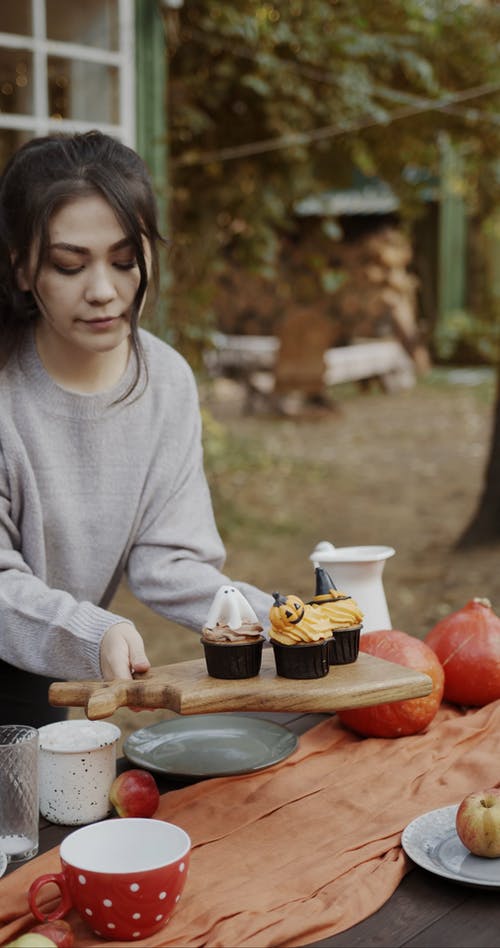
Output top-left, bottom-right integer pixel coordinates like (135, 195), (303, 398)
(48, 650), (433, 720)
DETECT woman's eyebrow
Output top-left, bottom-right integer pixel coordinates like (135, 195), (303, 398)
(49, 237), (134, 254)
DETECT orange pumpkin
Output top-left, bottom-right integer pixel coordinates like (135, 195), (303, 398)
(269, 593), (305, 632)
(425, 598), (500, 706)
(337, 629), (444, 738)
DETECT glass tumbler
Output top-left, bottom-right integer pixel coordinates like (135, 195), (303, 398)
(0, 725), (39, 862)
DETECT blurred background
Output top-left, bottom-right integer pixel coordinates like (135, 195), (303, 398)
(1, 1), (500, 742)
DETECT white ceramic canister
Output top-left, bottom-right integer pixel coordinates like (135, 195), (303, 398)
(38, 720), (121, 826)
(310, 541), (395, 633)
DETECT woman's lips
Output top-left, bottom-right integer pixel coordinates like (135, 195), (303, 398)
(81, 316), (120, 329)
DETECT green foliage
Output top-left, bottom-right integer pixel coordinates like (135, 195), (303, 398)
(164, 1), (500, 360)
(434, 309), (500, 365)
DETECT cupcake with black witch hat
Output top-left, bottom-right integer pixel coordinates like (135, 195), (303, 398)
(308, 566), (363, 665)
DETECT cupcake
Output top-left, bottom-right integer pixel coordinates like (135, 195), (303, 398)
(201, 585), (265, 679)
(269, 592), (332, 679)
(309, 567), (363, 665)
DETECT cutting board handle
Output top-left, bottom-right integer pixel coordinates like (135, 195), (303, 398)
(49, 679), (131, 719)
(86, 682), (130, 719)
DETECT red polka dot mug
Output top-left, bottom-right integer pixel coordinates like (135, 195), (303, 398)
(29, 817), (191, 941)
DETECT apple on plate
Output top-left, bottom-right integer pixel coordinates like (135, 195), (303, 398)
(109, 768), (160, 818)
(456, 787), (500, 857)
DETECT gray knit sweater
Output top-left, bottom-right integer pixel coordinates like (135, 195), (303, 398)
(0, 328), (273, 680)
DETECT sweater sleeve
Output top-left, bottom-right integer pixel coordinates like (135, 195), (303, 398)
(0, 448), (127, 680)
(125, 370), (273, 636)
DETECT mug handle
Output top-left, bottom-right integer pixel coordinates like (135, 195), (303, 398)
(29, 872), (72, 921)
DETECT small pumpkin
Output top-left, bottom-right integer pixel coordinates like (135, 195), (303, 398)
(425, 598), (500, 707)
(270, 593), (306, 632)
(337, 629), (444, 738)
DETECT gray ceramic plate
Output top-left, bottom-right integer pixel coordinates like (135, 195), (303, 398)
(123, 713), (299, 778)
(402, 804), (500, 889)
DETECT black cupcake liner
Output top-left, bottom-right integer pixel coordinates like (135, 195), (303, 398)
(327, 625), (362, 665)
(271, 638), (330, 679)
(202, 636), (264, 679)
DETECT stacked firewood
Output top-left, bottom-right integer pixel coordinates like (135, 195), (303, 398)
(212, 223), (429, 413)
(328, 225), (429, 372)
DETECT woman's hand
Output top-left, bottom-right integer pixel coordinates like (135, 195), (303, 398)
(100, 621), (151, 680)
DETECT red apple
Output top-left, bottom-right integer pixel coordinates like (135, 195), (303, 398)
(28, 921), (74, 948)
(109, 768), (160, 818)
(456, 787), (500, 857)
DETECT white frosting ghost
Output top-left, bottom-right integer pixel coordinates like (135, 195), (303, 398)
(203, 585), (263, 641)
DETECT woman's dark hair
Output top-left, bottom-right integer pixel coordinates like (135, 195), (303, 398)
(0, 130), (165, 394)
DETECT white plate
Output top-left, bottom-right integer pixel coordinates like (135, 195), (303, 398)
(124, 713), (298, 778)
(0, 851), (6, 878)
(402, 804), (500, 889)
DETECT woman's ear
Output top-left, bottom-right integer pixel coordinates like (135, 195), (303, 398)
(16, 269), (31, 292)
(11, 255), (30, 292)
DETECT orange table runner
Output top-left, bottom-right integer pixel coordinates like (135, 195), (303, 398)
(2, 700), (500, 948)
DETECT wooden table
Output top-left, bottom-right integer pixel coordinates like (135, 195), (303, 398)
(6, 711), (500, 948)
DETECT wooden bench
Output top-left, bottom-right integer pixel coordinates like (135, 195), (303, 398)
(204, 333), (416, 400)
(323, 339), (416, 391)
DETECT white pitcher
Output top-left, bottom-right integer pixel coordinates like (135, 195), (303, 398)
(309, 541), (395, 633)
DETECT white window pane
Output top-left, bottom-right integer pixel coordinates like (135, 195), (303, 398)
(0, 49), (33, 115)
(48, 56), (119, 123)
(0, 4), (32, 36)
(46, 0), (119, 50)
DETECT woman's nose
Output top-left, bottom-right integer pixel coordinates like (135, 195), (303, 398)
(84, 265), (117, 304)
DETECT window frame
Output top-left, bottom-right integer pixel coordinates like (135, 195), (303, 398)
(0, 0), (135, 144)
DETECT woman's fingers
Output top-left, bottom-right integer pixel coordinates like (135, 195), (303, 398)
(100, 621), (151, 680)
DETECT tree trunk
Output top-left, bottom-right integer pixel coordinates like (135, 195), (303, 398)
(456, 366), (500, 548)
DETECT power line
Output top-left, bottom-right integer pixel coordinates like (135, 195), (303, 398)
(171, 80), (500, 168)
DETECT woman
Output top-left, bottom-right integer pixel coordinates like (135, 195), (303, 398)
(0, 130), (272, 726)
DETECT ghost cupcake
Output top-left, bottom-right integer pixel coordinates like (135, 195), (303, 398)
(201, 585), (265, 679)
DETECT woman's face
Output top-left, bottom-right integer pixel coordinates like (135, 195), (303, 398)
(17, 192), (150, 360)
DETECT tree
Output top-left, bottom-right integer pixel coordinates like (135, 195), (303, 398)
(163, 0), (500, 360)
(457, 371), (500, 548)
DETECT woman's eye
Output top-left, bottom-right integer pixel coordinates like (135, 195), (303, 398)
(113, 260), (137, 271)
(53, 263), (83, 275)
